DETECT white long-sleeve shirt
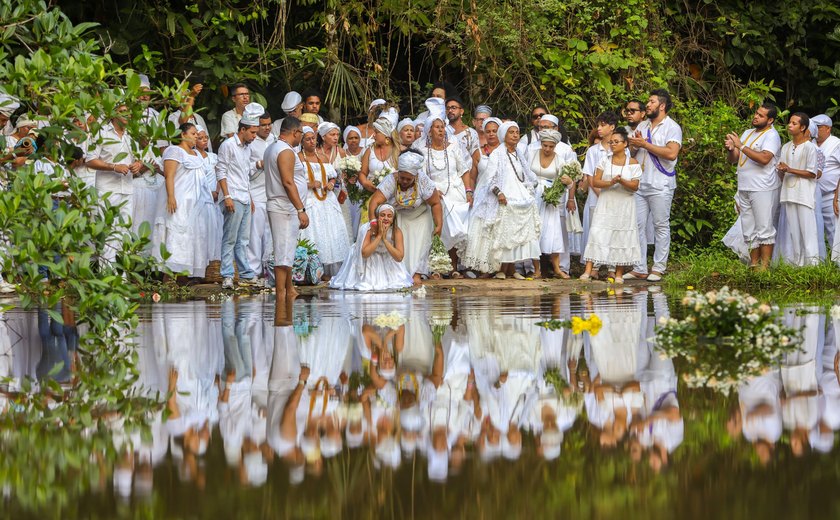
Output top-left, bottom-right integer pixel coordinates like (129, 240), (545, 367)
(87, 123), (139, 195)
(215, 134), (252, 205)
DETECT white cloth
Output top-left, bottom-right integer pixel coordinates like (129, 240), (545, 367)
(779, 141), (818, 209)
(736, 127), (782, 192)
(740, 188), (781, 247)
(584, 157), (642, 266)
(200, 152), (223, 261)
(635, 116), (682, 190)
(782, 202), (819, 266)
(417, 142), (470, 250)
(817, 135), (840, 194)
(247, 202), (271, 276)
(153, 146), (209, 277)
(88, 123), (139, 195)
(633, 186), (674, 274)
(132, 173), (164, 237)
(298, 160), (351, 269)
(265, 140), (308, 214)
(215, 134), (253, 205)
(220, 109), (242, 137)
(329, 223), (414, 291)
(375, 172), (437, 275)
(580, 142), (610, 264)
(249, 134), (277, 205)
(268, 210), (299, 267)
(530, 144), (578, 256)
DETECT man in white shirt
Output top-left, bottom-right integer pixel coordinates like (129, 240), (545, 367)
(626, 89), (682, 282)
(265, 117), (308, 300)
(271, 91), (303, 138)
(813, 114), (840, 242)
(724, 103), (782, 269)
(0, 94), (19, 137)
(777, 112), (819, 266)
(247, 112), (277, 282)
(623, 100), (645, 134)
(221, 83), (251, 138)
(217, 102), (264, 288)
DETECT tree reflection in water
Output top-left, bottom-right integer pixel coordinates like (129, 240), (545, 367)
(4, 290), (840, 517)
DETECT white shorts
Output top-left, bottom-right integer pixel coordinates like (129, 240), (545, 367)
(268, 210), (299, 267)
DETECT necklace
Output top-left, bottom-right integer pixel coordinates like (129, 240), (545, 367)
(396, 181), (418, 207)
(303, 150), (328, 201)
(507, 150), (525, 182)
(426, 142), (452, 195)
(738, 127), (772, 167)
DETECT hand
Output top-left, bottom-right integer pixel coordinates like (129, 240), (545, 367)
(566, 199), (576, 213)
(560, 174), (573, 186)
(308, 180), (322, 190)
(380, 219), (391, 233)
(167, 196), (177, 214)
(212, 191), (219, 202)
(834, 198), (839, 217)
(726, 132), (743, 150)
(129, 161), (143, 174)
(497, 193), (507, 205)
(326, 180), (336, 191)
(190, 83), (204, 97)
(776, 162), (789, 174)
(224, 198), (235, 213)
(113, 163), (130, 175)
(628, 135), (646, 149)
(250, 200), (255, 213)
(298, 212), (310, 229)
(256, 160), (264, 170)
(347, 175), (358, 185)
(433, 225), (442, 236)
(299, 365), (310, 380)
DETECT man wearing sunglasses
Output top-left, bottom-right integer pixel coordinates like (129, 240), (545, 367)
(623, 100), (645, 134)
(520, 106), (549, 149)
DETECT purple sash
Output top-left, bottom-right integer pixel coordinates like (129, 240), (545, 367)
(646, 128), (676, 177)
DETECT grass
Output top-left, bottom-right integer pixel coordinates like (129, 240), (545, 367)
(666, 250), (840, 305)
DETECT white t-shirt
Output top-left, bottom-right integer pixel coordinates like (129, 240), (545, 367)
(635, 116), (682, 190)
(779, 140), (818, 208)
(817, 135), (840, 194)
(736, 126), (782, 192)
(220, 109), (241, 138)
(265, 139), (307, 214)
(248, 134), (277, 204)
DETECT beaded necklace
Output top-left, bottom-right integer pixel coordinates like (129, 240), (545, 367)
(738, 127), (772, 167)
(426, 139), (451, 195)
(395, 177), (419, 207)
(302, 149), (328, 201)
(506, 149), (525, 182)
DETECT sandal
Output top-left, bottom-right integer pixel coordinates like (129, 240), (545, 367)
(494, 272), (506, 280)
(555, 271), (571, 280)
(450, 271), (463, 279)
(579, 273), (591, 281)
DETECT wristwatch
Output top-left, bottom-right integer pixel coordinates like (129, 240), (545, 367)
(297, 207), (306, 213)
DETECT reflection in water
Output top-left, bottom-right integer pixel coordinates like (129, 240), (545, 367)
(6, 291), (840, 515)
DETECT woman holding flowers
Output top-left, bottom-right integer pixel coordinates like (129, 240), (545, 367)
(531, 129), (578, 279)
(317, 122), (355, 239)
(359, 117), (400, 195)
(580, 128), (641, 282)
(330, 204), (413, 291)
(298, 127), (351, 279)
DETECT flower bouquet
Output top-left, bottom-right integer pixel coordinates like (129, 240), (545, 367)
(336, 155), (364, 205)
(655, 286), (802, 395)
(373, 310), (406, 330)
(542, 161), (582, 206)
(428, 235), (452, 275)
(536, 314), (602, 337)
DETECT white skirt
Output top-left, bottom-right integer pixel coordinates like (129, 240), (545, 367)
(299, 190), (351, 268)
(536, 182), (569, 255)
(330, 224), (414, 291)
(441, 198), (470, 251)
(583, 189), (640, 266)
(399, 205), (433, 276)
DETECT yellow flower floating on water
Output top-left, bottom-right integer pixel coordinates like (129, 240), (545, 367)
(569, 314), (602, 336)
(588, 314), (602, 336)
(570, 316), (586, 335)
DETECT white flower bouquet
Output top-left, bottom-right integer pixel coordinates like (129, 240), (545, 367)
(373, 310), (406, 330)
(655, 286), (802, 394)
(428, 235), (452, 275)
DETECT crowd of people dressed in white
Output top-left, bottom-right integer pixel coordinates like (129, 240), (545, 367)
(3, 78), (840, 295)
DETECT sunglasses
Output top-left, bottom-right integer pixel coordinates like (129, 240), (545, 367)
(624, 108), (641, 114)
(532, 113), (547, 119)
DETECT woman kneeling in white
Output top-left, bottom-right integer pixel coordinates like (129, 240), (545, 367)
(580, 129), (641, 282)
(153, 123), (209, 279)
(330, 204), (413, 291)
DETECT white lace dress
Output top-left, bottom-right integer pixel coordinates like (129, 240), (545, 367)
(531, 151), (570, 255)
(299, 159), (351, 273)
(152, 146), (209, 277)
(376, 172), (437, 276)
(200, 152), (223, 261)
(583, 156), (642, 266)
(417, 142), (470, 250)
(329, 223), (414, 291)
(462, 147), (540, 271)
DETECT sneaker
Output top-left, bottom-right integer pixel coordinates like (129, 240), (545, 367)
(646, 272), (663, 282)
(222, 277), (234, 289)
(0, 282), (16, 294)
(513, 272), (526, 280)
(622, 272), (647, 280)
(464, 271), (477, 279)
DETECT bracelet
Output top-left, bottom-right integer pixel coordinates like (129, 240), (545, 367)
(224, 195), (232, 200)
(465, 188), (474, 193)
(492, 187), (501, 196)
(370, 219), (378, 225)
(297, 379), (307, 387)
(296, 207), (305, 213)
(739, 145), (746, 152)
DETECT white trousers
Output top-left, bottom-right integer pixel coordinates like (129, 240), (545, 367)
(633, 186), (673, 274)
(783, 202), (819, 266)
(247, 203), (272, 277)
(820, 191), (836, 248)
(739, 189), (780, 248)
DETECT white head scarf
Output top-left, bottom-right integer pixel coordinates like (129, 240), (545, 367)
(397, 151), (424, 176)
(482, 117), (503, 132)
(475, 104), (492, 116)
(368, 98), (387, 112)
(376, 203), (396, 216)
(194, 124), (207, 135)
(539, 129), (562, 144)
(240, 102), (265, 126)
(397, 118), (414, 133)
(317, 121), (340, 137)
(424, 97), (447, 138)
(381, 107), (399, 129)
(301, 126), (315, 136)
(372, 117), (394, 137)
(540, 114), (560, 127)
(281, 91), (302, 113)
(343, 125), (360, 144)
(497, 121), (519, 143)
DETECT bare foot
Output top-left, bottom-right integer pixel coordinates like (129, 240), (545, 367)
(413, 274), (423, 285)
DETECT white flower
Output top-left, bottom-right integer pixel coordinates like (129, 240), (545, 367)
(412, 286), (427, 298)
(373, 311), (407, 329)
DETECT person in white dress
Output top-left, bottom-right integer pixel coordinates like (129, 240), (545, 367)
(416, 116), (472, 276)
(397, 118), (416, 152)
(580, 129), (642, 281)
(330, 204), (413, 291)
(317, 122), (353, 239)
(297, 127), (351, 279)
(368, 151), (444, 284)
(195, 126), (222, 263)
(531, 129), (577, 279)
(359, 117), (400, 200)
(777, 113), (820, 266)
(152, 123), (209, 278)
(461, 121), (540, 279)
(341, 125), (366, 237)
(579, 112), (619, 278)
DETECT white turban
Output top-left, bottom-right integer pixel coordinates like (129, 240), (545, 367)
(427, 447), (448, 482)
(540, 114), (560, 127)
(301, 126), (315, 136)
(400, 405), (424, 432)
(376, 437), (401, 469)
(475, 104), (492, 116)
(397, 151), (424, 176)
(194, 124), (206, 134)
(138, 74), (151, 89)
(540, 430), (563, 460)
(425, 97), (445, 118)
(372, 117), (394, 137)
(497, 121), (519, 142)
(343, 125), (360, 143)
(281, 91), (302, 113)
(376, 203), (396, 216)
(240, 102), (265, 126)
(0, 94), (20, 116)
(369, 98), (387, 112)
(482, 117), (502, 131)
(539, 129), (562, 144)
(317, 121), (340, 137)
(381, 107), (399, 129)
(809, 119), (818, 138)
(243, 451), (268, 486)
(501, 435), (522, 460)
(397, 118), (414, 132)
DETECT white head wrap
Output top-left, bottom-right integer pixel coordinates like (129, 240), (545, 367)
(372, 117), (394, 137)
(501, 435), (522, 460)
(427, 447), (449, 482)
(194, 124), (207, 135)
(15, 118), (37, 130)
(281, 91), (302, 113)
(539, 129), (562, 144)
(138, 74), (151, 89)
(376, 437), (401, 469)
(497, 121), (519, 142)
(369, 99), (387, 112)
(240, 102), (265, 126)
(301, 126), (315, 136)
(113, 468), (133, 498)
(379, 366), (396, 380)
(397, 118), (414, 133)
(320, 435), (342, 458)
(812, 114), (833, 127)
(243, 451), (268, 486)
(424, 97), (447, 137)
(317, 121), (340, 137)
(541, 430), (563, 460)
(401, 434), (418, 453)
(0, 94), (20, 116)
(400, 405), (424, 432)
(289, 464), (305, 485)
(382, 107), (399, 129)
(475, 104), (493, 116)
(482, 117), (503, 132)
(540, 114), (560, 127)
(376, 203), (396, 217)
(343, 125), (361, 144)
(397, 151), (424, 176)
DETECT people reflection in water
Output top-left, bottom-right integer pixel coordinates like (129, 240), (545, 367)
(781, 306), (822, 458)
